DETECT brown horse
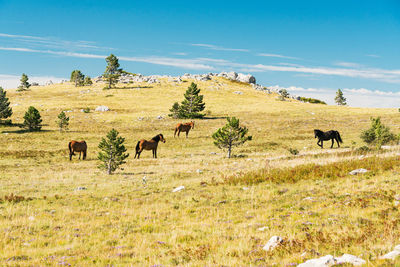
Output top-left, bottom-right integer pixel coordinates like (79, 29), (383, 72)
(174, 121), (195, 138)
(68, 140), (87, 160)
(135, 134), (166, 159)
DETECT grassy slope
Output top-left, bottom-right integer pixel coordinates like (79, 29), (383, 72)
(0, 78), (399, 266)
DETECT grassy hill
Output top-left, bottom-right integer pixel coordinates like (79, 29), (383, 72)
(0, 77), (399, 266)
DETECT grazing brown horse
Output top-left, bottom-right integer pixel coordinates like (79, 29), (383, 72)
(135, 134), (166, 159)
(68, 140), (87, 160)
(174, 121), (195, 138)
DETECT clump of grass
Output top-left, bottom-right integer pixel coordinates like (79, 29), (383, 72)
(82, 107), (90, 113)
(224, 156), (399, 185)
(2, 193), (33, 203)
(288, 147), (299, 155)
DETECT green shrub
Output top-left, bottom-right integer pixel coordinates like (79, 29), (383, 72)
(299, 97), (326, 105)
(360, 117), (396, 148)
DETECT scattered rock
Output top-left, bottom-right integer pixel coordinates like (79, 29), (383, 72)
(303, 197), (314, 201)
(95, 105), (110, 112)
(358, 155), (365, 160)
(263, 236), (283, 252)
(380, 245), (400, 260)
(138, 117), (144, 121)
(172, 186), (185, 193)
(236, 73), (256, 84)
(233, 91), (243, 95)
(242, 187), (250, 190)
(11, 103), (20, 106)
(156, 115), (164, 120)
(257, 226), (268, 231)
(297, 255), (336, 267)
(196, 169), (203, 174)
(75, 187), (87, 191)
(28, 216), (35, 221)
(381, 145), (391, 150)
(349, 168), (368, 175)
(335, 254), (366, 266)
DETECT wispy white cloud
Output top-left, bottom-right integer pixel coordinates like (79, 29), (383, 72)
(0, 74), (66, 89)
(191, 43), (249, 52)
(366, 54), (380, 58)
(0, 47), (215, 70)
(279, 85), (400, 108)
(258, 53), (300, 60)
(172, 52), (187, 56)
(0, 32), (111, 51)
(334, 61), (364, 68)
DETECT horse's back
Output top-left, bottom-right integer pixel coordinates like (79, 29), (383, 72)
(70, 140), (87, 151)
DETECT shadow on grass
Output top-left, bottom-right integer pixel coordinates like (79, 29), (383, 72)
(203, 116), (228, 120)
(121, 171), (155, 176)
(105, 86), (154, 90)
(2, 129), (53, 134)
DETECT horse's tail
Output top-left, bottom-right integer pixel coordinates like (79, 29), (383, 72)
(174, 127), (178, 137)
(336, 131), (343, 143)
(68, 141), (73, 160)
(135, 141), (140, 152)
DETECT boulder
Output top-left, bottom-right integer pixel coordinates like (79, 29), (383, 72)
(262, 236), (283, 252)
(172, 186), (185, 193)
(227, 71), (238, 80)
(297, 255), (336, 267)
(380, 245), (400, 260)
(236, 73), (256, 84)
(335, 254), (366, 266)
(349, 168), (368, 175)
(95, 106), (110, 112)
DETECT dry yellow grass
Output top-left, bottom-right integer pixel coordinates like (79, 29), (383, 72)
(0, 77), (399, 266)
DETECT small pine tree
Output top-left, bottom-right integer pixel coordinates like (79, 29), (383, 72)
(70, 70), (85, 87)
(103, 54), (121, 89)
(84, 76), (93, 86)
(18, 73), (31, 91)
(56, 111), (69, 132)
(169, 82), (205, 119)
(22, 106), (42, 131)
(212, 117), (252, 158)
(335, 89), (347, 105)
(360, 117), (396, 148)
(98, 129), (129, 174)
(278, 89), (289, 100)
(0, 87), (12, 122)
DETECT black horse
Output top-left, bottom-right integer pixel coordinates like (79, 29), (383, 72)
(314, 129), (343, 148)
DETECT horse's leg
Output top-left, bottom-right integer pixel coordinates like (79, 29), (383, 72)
(320, 140), (323, 148)
(69, 150), (73, 161)
(336, 137), (340, 148)
(317, 139), (321, 147)
(186, 130), (188, 138)
(331, 139), (334, 148)
(154, 148), (157, 159)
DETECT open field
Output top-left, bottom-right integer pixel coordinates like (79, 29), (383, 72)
(1, 77), (400, 266)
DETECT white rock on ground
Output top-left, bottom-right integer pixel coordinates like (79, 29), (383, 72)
(95, 105), (110, 112)
(335, 254), (366, 266)
(297, 255), (336, 267)
(262, 236), (283, 252)
(172, 186), (185, 193)
(349, 168), (368, 175)
(380, 245), (400, 260)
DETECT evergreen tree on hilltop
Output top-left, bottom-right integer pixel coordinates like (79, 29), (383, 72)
(22, 106), (42, 131)
(169, 82), (206, 119)
(84, 76), (93, 86)
(0, 87), (12, 122)
(103, 54), (122, 89)
(18, 73), (31, 91)
(70, 70), (85, 87)
(335, 89), (347, 105)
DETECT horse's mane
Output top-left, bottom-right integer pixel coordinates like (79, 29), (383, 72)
(151, 134), (163, 141)
(314, 129), (322, 134)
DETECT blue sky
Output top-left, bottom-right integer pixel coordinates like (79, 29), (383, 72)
(1, 0), (400, 107)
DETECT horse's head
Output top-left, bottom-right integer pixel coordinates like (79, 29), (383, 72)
(191, 121), (195, 129)
(314, 129), (320, 138)
(159, 134), (166, 143)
